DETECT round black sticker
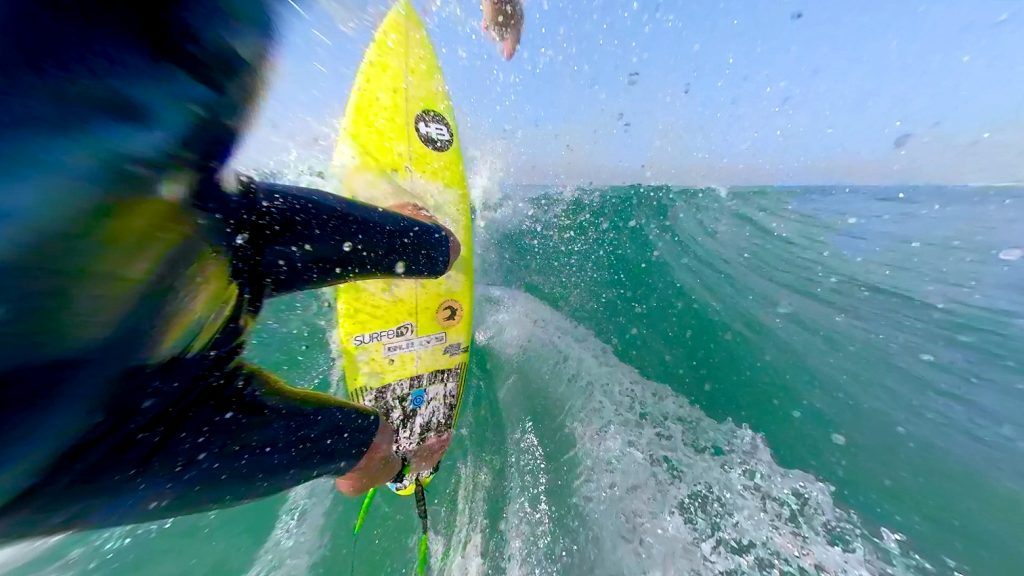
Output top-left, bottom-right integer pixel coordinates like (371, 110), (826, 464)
(414, 110), (454, 152)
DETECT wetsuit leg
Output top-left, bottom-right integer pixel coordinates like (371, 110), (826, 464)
(0, 358), (378, 541)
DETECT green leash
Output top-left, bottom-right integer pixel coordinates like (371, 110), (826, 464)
(350, 472), (433, 575)
(415, 480), (430, 575)
(349, 487), (376, 576)
(353, 487), (378, 535)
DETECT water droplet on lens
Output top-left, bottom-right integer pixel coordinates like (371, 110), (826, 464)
(998, 247), (1022, 261)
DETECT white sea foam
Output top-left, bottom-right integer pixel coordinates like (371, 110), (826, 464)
(465, 286), (929, 575)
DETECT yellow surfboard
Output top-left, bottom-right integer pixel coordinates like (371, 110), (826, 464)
(332, 0), (472, 497)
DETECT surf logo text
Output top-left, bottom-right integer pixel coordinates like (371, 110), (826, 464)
(418, 121), (450, 141)
(353, 322), (415, 347)
(414, 110), (454, 152)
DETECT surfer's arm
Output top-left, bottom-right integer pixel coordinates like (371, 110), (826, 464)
(212, 177), (458, 297)
(0, 360), (387, 539)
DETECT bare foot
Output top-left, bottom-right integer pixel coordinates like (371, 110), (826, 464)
(335, 419), (400, 496)
(334, 424), (452, 496)
(408, 433), (452, 473)
(481, 0), (524, 60)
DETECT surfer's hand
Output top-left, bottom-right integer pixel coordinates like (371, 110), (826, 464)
(335, 418), (402, 496)
(389, 202), (461, 272)
(389, 201), (435, 222)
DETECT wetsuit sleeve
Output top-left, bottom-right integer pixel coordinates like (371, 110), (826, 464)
(191, 175), (454, 300)
(250, 180), (453, 297)
(0, 359), (379, 540)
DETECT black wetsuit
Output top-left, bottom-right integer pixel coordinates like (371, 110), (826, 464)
(0, 0), (449, 540)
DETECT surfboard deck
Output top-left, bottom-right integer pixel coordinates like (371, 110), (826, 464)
(332, 0), (472, 497)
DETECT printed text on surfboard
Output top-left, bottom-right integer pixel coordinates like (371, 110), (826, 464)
(353, 322), (415, 347)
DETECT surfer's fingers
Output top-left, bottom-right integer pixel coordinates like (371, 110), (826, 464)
(388, 201), (436, 222)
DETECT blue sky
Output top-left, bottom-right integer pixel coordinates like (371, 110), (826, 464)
(234, 0), (1024, 185)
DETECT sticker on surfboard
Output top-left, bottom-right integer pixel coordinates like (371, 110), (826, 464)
(414, 109), (454, 152)
(352, 364), (468, 492)
(435, 299), (464, 327)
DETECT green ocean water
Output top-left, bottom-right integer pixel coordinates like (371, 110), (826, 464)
(2, 185), (1022, 575)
